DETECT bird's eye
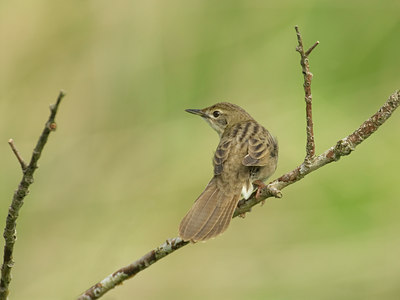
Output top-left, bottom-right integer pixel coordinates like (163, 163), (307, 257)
(213, 111), (221, 118)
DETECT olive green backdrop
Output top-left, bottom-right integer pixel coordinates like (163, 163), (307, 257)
(1, 1), (399, 299)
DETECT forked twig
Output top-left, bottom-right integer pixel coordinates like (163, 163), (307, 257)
(0, 91), (66, 300)
(295, 25), (319, 162)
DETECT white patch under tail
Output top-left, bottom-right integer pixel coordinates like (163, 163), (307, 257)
(241, 181), (254, 199)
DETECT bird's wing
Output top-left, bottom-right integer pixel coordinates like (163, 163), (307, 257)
(242, 129), (278, 167)
(213, 138), (231, 175)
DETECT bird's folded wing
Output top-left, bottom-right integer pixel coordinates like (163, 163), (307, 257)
(242, 131), (277, 166)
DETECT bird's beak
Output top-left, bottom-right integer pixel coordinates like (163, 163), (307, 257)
(185, 109), (208, 118)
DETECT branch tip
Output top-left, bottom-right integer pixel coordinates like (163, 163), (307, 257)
(305, 41), (320, 56)
(56, 90), (66, 105)
(8, 139), (27, 171)
(49, 90), (66, 114)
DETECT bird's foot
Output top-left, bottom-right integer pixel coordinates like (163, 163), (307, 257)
(253, 180), (266, 203)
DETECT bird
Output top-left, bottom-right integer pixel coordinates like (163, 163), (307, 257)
(179, 102), (278, 242)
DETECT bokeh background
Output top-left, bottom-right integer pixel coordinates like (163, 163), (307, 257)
(1, 1), (399, 299)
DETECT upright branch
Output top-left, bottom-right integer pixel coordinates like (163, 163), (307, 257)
(0, 91), (66, 300)
(77, 26), (400, 300)
(295, 25), (319, 162)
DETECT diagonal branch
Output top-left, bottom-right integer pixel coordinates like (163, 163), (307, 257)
(0, 91), (66, 300)
(78, 238), (189, 300)
(77, 25), (400, 299)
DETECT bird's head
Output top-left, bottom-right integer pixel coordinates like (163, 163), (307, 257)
(185, 102), (253, 136)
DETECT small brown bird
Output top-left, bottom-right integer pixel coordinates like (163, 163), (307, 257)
(179, 102), (278, 242)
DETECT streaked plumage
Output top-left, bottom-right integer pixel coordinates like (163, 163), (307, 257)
(179, 102), (278, 242)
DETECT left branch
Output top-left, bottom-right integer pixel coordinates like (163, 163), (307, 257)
(0, 91), (66, 300)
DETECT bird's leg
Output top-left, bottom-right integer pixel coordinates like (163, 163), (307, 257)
(253, 180), (267, 204)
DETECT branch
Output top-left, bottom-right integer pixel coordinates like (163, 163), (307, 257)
(0, 91), (66, 300)
(78, 238), (189, 300)
(295, 25), (319, 162)
(77, 26), (400, 299)
(238, 89), (400, 211)
(8, 139), (27, 171)
(78, 90), (400, 300)
(79, 90), (400, 300)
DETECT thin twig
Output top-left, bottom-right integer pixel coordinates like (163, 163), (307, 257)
(305, 41), (320, 57)
(0, 91), (66, 300)
(8, 139), (28, 171)
(77, 94), (400, 299)
(295, 25), (319, 162)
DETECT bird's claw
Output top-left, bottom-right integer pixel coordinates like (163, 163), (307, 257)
(253, 180), (266, 200)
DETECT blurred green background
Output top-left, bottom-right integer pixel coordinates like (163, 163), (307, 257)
(1, 1), (399, 299)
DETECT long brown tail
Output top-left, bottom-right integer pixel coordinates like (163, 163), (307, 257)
(179, 178), (241, 242)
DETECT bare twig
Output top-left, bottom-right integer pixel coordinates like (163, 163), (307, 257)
(8, 139), (27, 171)
(77, 26), (400, 300)
(305, 41), (320, 57)
(295, 25), (319, 162)
(0, 91), (66, 300)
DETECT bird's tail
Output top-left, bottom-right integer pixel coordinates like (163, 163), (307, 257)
(179, 178), (241, 242)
